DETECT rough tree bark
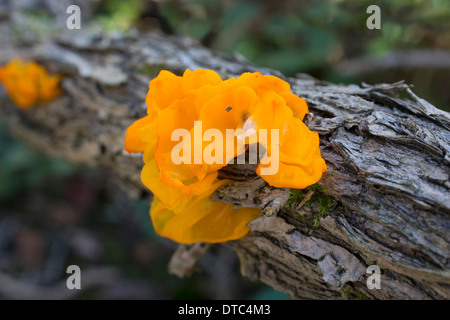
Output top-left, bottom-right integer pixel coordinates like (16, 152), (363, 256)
(0, 4), (449, 300)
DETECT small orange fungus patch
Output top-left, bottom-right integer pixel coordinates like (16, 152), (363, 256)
(0, 59), (62, 109)
(125, 69), (327, 244)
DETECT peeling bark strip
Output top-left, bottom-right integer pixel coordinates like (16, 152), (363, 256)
(0, 7), (449, 300)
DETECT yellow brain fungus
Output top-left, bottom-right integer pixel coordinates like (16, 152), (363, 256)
(0, 59), (62, 109)
(125, 69), (327, 244)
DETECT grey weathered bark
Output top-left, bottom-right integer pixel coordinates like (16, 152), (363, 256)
(0, 4), (449, 300)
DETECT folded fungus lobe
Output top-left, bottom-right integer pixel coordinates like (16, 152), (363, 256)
(125, 69), (326, 244)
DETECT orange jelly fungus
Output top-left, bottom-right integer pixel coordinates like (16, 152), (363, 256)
(0, 59), (62, 109)
(125, 69), (327, 244)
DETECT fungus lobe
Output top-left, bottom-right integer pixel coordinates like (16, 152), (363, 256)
(0, 58), (62, 109)
(125, 68), (326, 244)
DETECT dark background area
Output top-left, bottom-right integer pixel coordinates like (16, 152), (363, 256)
(0, 0), (449, 299)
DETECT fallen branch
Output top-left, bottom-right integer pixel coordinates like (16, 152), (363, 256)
(0, 6), (449, 300)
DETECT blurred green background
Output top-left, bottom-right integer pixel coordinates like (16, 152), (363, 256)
(1, 0), (449, 299)
(98, 0), (450, 111)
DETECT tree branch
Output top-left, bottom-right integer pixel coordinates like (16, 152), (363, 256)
(1, 6), (449, 299)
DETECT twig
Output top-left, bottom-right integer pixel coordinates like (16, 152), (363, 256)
(296, 190), (314, 211)
(168, 243), (212, 278)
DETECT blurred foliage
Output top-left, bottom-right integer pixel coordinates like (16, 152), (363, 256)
(95, 0), (144, 31)
(155, 0), (450, 74)
(0, 122), (75, 201)
(94, 0), (450, 110)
